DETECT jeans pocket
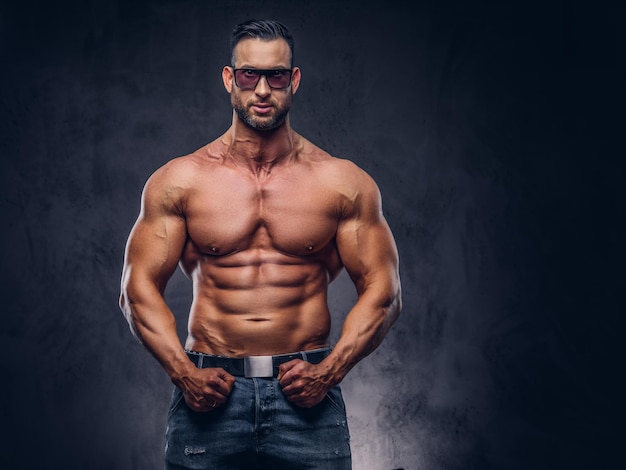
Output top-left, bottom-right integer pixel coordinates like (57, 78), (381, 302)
(324, 386), (347, 416)
(167, 387), (185, 419)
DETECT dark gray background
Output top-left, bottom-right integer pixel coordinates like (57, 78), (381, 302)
(1, 0), (623, 469)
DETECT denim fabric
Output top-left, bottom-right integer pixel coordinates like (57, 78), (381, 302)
(165, 376), (352, 469)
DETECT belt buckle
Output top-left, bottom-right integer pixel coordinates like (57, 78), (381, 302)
(244, 355), (274, 378)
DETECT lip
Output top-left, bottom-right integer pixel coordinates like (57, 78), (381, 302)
(252, 103), (273, 114)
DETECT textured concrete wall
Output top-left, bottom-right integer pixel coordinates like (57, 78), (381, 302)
(1, 1), (622, 469)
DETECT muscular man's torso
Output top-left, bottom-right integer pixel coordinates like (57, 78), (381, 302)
(171, 135), (355, 357)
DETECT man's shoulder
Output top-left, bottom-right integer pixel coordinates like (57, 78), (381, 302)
(148, 146), (217, 183)
(300, 139), (369, 179)
(298, 147), (380, 210)
(138, 149), (209, 204)
(309, 152), (378, 192)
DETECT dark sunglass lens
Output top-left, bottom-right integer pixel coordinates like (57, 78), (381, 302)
(266, 70), (291, 88)
(235, 69), (260, 89)
(234, 69), (291, 89)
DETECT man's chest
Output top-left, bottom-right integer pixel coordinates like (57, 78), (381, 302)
(184, 173), (341, 256)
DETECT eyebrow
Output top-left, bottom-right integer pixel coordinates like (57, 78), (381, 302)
(235, 63), (291, 69)
(235, 67), (291, 71)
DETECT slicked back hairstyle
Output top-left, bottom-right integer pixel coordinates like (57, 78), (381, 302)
(230, 19), (295, 67)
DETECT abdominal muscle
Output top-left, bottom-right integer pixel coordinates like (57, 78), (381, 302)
(182, 250), (335, 357)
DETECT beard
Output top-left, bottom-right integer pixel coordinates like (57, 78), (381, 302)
(231, 93), (292, 131)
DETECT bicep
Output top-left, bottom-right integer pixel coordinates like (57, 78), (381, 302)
(336, 184), (400, 297)
(124, 213), (186, 291)
(122, 175), (187, 294)
(337, 217), (399, 292)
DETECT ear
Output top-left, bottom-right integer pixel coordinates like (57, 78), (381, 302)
(290, 67), (301, 95)
(222, 66), (234, 93)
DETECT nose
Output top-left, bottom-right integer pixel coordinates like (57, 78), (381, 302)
(254, 75), (271, 97)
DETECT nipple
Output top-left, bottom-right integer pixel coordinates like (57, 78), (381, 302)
(210, 246), (219, 254)
(306, 245), (314, 251)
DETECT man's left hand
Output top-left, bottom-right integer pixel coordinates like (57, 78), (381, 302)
(277, 360), (335, 408)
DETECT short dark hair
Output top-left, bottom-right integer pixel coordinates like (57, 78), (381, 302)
(230, 19), (295, 67)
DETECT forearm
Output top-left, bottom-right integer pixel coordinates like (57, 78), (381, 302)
(119, 288), (195, 384)
(324, 287), (401, 384)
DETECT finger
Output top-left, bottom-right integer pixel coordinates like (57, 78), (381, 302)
(194, 391), (227, 411)
(277, 359), (301, 385)
(281, 377), (304, 396)
(204, 369), (235, 397)
(185, 396), (213, 413)
(277, 359), (301, 377)
(284, 393), (310, 408)
(195, 402), (218, 413)
(206, 397), (220, 410)
(217, 369), (237, 386)
(286, 392), (325, 408)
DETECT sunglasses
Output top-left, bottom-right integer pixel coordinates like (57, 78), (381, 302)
(233, 68), (293, 90)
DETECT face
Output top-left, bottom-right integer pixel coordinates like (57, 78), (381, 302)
(223, 38), (301, 131)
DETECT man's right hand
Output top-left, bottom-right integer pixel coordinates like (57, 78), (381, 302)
(175, 367), (236, 412)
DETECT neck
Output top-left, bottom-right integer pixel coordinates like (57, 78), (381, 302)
(225, 112), (297, 173)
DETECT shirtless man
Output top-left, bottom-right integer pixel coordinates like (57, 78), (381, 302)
(119, 19), (401, 469)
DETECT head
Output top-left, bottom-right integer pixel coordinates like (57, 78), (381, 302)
(222, 20), (301, 131)
(229, 19), (295, 68)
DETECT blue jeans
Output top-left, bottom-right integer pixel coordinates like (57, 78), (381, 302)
(165, 376), (352, 469)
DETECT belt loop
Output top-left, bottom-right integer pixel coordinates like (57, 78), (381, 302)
(301, 350), (308, 361)
(197, 353), (204, 368)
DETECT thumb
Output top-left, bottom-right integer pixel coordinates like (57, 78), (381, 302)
(277, 359), (301, 381)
